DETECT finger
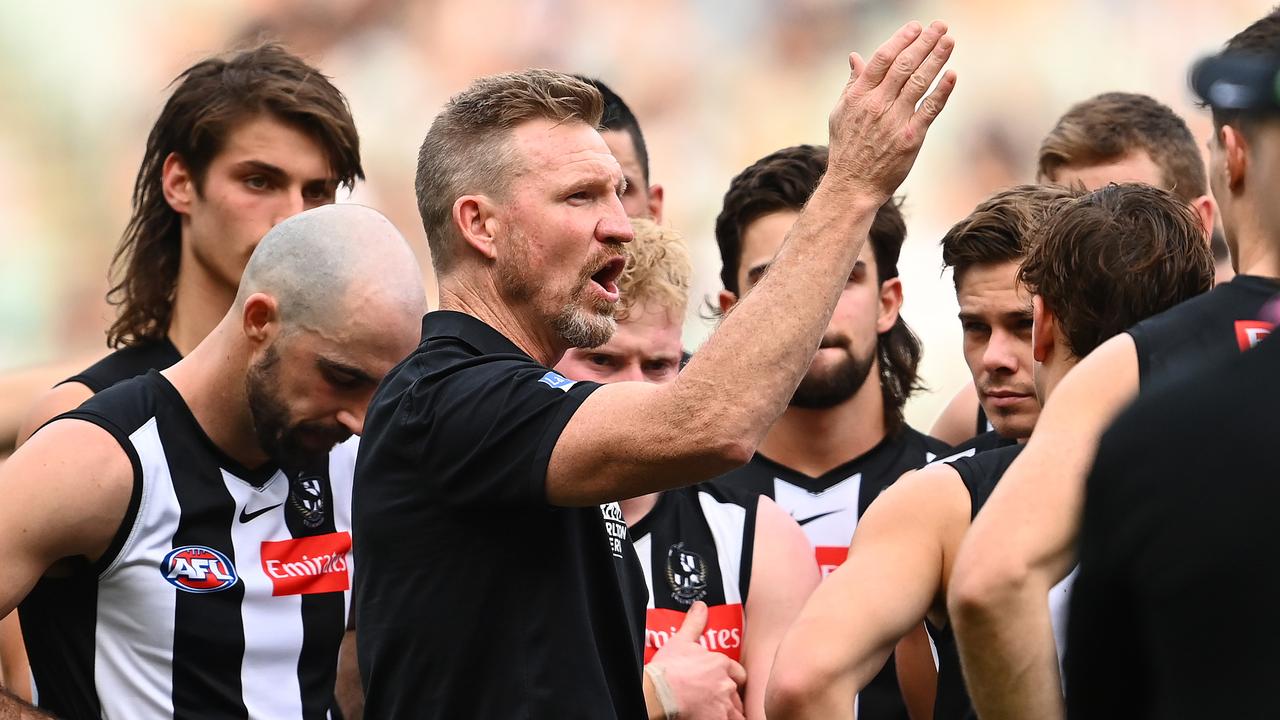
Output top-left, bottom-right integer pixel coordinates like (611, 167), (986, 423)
(911, 69), (958, 132)
(672, 601), (708, 641)
(847, 51), (866, 84)
(898, 33), (955, 107)
(854, 21), (923, 90)
(730, 686), (745, 713)
(723, 658), (748, 687)
(878, 20), (948, 98)
(728, 695), (746, 720)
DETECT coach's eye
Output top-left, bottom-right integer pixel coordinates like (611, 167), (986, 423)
(589, 354), (614, 367)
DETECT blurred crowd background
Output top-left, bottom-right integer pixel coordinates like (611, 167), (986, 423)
(0, 0), (1269, 428)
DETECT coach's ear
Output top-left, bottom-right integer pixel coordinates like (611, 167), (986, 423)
(1032, 295), (1056, 364)
(453, 195), (500, 261)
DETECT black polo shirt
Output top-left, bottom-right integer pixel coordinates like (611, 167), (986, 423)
(353, 311), (648, 720)
(1066, 330), (1280, 718)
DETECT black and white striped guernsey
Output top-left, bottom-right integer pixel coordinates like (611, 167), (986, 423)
(20, 370), (354, 720)
(629, 483), (758, 663)
(711, 426), (950, 720)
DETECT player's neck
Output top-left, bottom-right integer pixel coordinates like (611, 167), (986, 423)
(757, 368), (888, 477)
(620, 492), (661, 526)
(169, 252), (238, 356)
(1233, 227), (1280, 279)
(163, 321), (269, 471)
(439, 274), (565, 367)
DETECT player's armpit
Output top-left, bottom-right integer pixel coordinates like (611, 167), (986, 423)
(765, 466), (969, 720)
(0, 418), (135, 618)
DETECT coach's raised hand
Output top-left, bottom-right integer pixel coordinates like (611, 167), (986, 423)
(827, 21), (956, 202)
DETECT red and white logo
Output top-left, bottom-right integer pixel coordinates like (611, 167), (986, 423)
(1234, 320), (1274, 351)
(644, 604), (744, 662)
(260, 532), (352, 597)
(815, 546), (848, 577)
(162, 545), (238, 593)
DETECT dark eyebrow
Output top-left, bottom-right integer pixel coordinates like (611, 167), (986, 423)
(316, 357), (377, 386)
(233, 160), (338, 188)
(231, 160), (289, 179)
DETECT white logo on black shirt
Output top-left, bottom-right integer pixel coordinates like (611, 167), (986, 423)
(600, 502), (627, 558)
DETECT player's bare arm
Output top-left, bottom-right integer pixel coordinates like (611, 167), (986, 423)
(739, 497), (819, 720)
(948, 334), (1140, 720)
(548, 21), (958, 506)
(766, 464), (971, 720)
(0, 419), (134, 715)
(13, 381), (94, 449)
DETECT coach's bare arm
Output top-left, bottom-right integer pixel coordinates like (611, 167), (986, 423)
(0, 419), (132, 718)
(947, 335), (1140, 720)
(548, 21), (957, 506)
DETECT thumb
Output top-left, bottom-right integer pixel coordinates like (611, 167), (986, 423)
(672, 601), (709, 642)
(848, 51), (866, 83)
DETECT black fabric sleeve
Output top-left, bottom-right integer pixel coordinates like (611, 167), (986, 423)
(401, 361), (600, 507)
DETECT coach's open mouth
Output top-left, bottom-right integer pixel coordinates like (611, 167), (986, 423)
(590, 257), (627, 302)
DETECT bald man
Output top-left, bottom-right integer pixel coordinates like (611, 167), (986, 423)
(0, 205), (424, 719)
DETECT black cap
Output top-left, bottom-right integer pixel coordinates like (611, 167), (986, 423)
(1191, 52), (1280, 111)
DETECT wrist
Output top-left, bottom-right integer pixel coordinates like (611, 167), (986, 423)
(643, 663), (680, 720)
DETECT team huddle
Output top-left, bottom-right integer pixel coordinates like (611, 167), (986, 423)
(0, 9), (1278, 720)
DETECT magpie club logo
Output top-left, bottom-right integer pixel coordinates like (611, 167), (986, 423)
(161, 545), (239, 593)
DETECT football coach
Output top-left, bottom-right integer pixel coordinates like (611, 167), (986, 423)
(353, 20), (958, 720)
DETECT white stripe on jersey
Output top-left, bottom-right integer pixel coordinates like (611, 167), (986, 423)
(1050, 565), (1078, 684)
(772, 474), (862, 549)
(329, 439), (357, 623)
(95, 417), (179, 717)
(222, 468), (303, 719)
(633, 534), (655, 610)
(695, 493), (747, 605)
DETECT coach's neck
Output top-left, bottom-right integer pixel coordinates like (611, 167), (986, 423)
(439, 271), (566, 368)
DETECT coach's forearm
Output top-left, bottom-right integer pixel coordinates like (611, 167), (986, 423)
(949, 574), (1063, 720)
(0, 688), (50, 719)
(673, 183), (881, 452)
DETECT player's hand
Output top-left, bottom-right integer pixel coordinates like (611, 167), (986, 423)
(826, 20), (957, 202)
(648, 601), (747, 720)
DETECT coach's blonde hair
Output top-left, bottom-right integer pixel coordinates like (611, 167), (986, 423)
(617, 218), (691, 322)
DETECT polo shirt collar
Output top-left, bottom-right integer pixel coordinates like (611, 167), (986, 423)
(421, 310), (532, 359)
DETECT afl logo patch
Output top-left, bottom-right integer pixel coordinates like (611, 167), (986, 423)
(161, 546), (238, 593)
(666, 542), (708, 605)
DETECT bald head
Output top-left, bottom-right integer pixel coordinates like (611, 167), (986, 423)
(236, 204), (426, 333)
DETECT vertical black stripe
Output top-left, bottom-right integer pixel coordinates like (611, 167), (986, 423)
(737, 497), (757, 606)
(160, 417), (249, 719)
(20, 568), (102, 719)
(285, 467), (346, 720)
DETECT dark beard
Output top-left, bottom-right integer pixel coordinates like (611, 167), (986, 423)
(246, 345), (345, 474)
(790, 344), (876, 410)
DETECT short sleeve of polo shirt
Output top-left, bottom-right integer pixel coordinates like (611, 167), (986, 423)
(399, 359), (601, 507)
